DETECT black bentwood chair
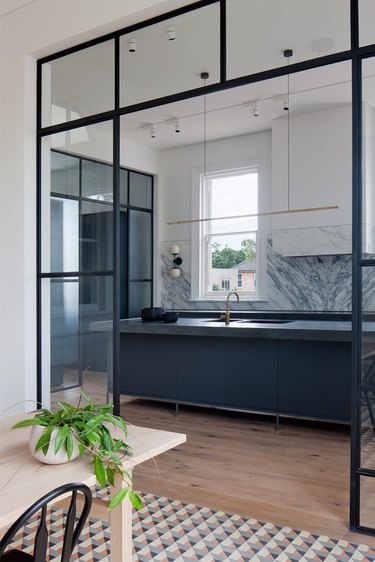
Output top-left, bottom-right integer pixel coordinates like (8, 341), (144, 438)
(0, 483), (92, 562)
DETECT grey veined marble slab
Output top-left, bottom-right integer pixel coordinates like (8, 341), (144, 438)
(160, 238), (357, 312)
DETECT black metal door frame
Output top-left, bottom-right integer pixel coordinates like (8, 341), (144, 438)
(36, 0), (375, 533)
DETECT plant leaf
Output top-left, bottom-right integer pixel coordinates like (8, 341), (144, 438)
(103, 415), (128, 435)
(101, 426), (113, 451)
(66, 431), (74, 460)
(54, 425), (69, 454)
(12, 418), (48, 429)
(82, 430), (101, 444)
(108, 487), (129, 510)
(34, 427), (53, 454)
(94, 456), (106, 488)
(129, 491), (143, 510)
(80, 391), (93, 406)
(106, 467), (115, 487)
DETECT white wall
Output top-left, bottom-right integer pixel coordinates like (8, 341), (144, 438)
(160, 131), (272, 243)
(0, 0), (188, 414)
(159, 131), (271, 297)
(271, 105), (352, 256)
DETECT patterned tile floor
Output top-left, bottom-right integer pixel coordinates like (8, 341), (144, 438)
(8, 492), (375, 561)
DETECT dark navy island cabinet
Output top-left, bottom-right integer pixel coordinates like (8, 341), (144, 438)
(278, 340), (351, 422)
(120, 334), (178, 400)
(178, 336), (278, 412)
(120, 333), (351, 423)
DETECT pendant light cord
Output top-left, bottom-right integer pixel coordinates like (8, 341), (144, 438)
(204, 78), (207, 177)
(288, 61), (290, 211)
(284, 49), (293, 212)
(201, 72), (209, 179)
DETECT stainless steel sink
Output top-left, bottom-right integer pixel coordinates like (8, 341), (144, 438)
(240, 319), (292, 324)
(203, 318), (241, 323)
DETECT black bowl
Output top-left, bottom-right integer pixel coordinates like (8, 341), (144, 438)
(141, 307), (164, 321)
(162, 311), (179, 323)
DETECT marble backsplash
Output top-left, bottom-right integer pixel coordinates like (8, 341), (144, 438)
(160, 237), (370, 312)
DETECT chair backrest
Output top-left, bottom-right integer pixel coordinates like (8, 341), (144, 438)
(0, 482), (92, 562)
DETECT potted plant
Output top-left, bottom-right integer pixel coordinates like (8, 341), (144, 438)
(12, 391), (142, 510)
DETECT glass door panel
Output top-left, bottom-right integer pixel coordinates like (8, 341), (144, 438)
(42, 275), (113, 406)
(362, 58), (375, 258)
(40, 121), (113, 408)
(356, 55), (375, 534)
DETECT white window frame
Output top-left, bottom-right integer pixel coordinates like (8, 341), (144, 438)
(191, 159), (268, 301)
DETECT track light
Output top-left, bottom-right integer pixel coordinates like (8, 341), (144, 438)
(167, 25), (176, 41)
(253, 103), (260, 117)
(128, 38), (136, 53)
(150, 125), (156, 139)
(175, 120), (181, 133)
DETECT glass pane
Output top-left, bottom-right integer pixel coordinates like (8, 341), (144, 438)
(226, 0), (350, 80)
(360, 476), (375, 529)
(362, 58), (375, 258)
(120, 3), (220, 106)
(51, 151), (79, 197)
(42, 275), (113, 406)
(81, 202), (113, 271)
(82, 160), (113, 202)
(359, 0), (375, 47)
(49, 199), (113, 273)
(42, 40), (115, 127)
(120, 168), (128, 206)
(208, 233), (257, 294)
(129, 210), (152, 279)
(128, 281), (152, 317)
(361, 267), (375, 472)
(51, 197), (79, 272)
(129, 171), (152, 209)
(41, 121), (113, 273)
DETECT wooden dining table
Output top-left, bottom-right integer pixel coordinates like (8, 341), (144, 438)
(0, 414), (186, 561)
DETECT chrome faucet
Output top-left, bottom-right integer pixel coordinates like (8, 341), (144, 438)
(220, 291), (240, 325)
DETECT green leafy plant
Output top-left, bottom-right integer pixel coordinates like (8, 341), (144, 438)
(12, 391), (142, 510)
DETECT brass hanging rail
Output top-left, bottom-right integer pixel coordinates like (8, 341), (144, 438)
(167, 204), (339, 226)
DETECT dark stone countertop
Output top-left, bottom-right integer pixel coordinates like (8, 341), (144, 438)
(113, 317), (355, 342)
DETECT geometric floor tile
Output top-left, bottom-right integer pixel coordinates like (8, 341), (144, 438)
(7, 490), (375, 561)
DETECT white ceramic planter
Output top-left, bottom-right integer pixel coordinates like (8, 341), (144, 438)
(29, 425), (80, 464)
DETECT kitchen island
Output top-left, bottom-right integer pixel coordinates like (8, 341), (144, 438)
(109, 317), (354, 425)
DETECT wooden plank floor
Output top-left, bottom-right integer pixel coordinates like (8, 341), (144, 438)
(120, 396), (375, 548)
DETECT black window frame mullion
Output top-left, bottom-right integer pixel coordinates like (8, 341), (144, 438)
(113, 113), (121, 415)
(350, 46), (362, 533)
(151, 175), (154, 306)
(36, 59), (43, 408)
(219, 0), (226, 83)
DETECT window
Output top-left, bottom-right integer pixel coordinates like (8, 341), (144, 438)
(193, 165), (265, 300)
(221, 279), (231, 291)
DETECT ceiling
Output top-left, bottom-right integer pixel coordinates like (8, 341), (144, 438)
(122, 61), (354, 150)
(0, 0), (34, 17)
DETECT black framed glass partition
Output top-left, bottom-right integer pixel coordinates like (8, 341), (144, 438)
(39, 122), (114, 405)
(36, 0), (375, 535)
(351, 54), (375, 533)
